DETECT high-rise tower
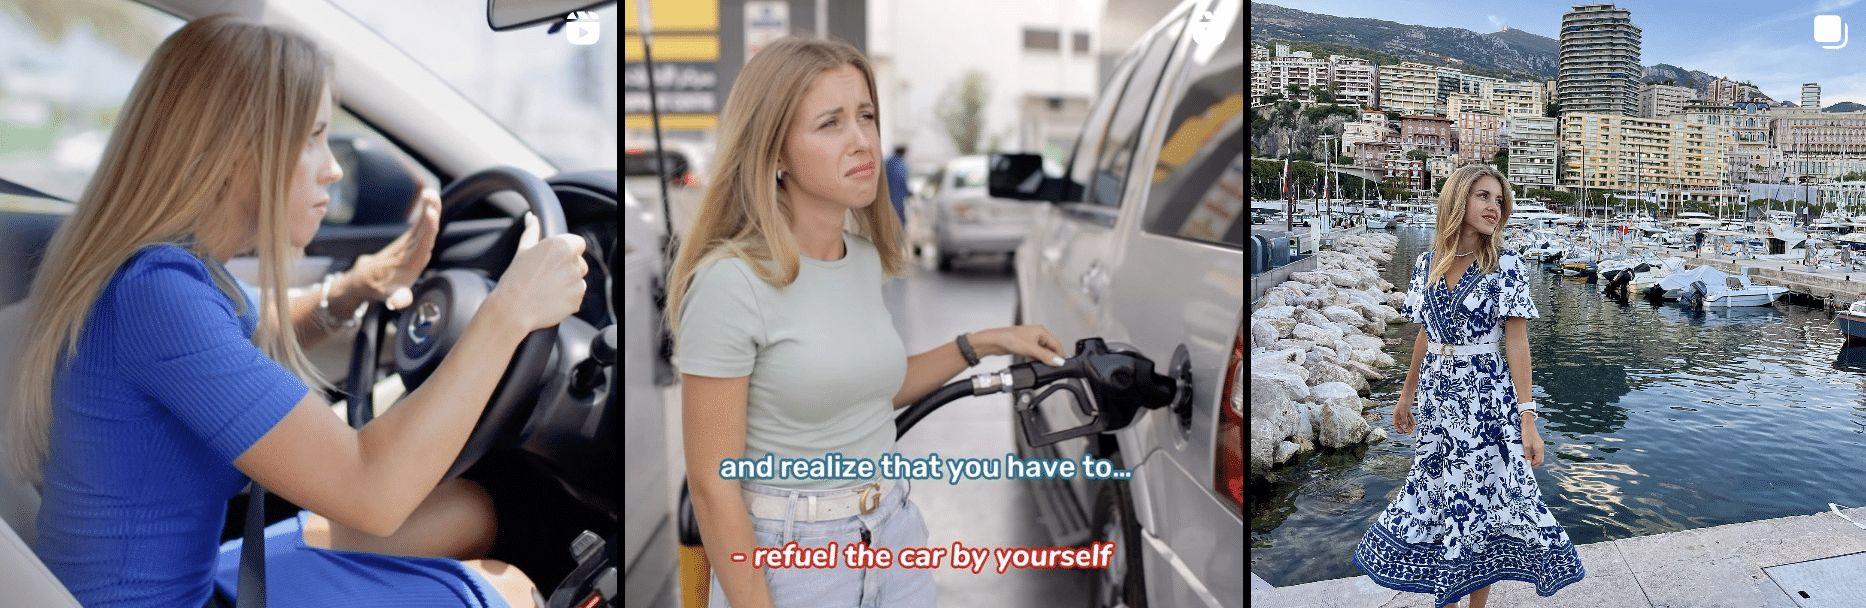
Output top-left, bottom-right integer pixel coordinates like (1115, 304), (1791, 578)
(1558, 4), (1642, 117)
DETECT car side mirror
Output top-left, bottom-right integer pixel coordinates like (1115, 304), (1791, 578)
(988, 153), (1066, 202)
(329, 136), (421, 227)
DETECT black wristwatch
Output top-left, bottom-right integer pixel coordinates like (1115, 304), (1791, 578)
(956, 333), (981, 366)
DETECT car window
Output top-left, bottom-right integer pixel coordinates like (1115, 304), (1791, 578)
(1061, 36), (1142, 207)
(323, 108), (441, 226)
(1141, 7), (1243, 249)
(0, 2), (437, 228)
(1085, 10), (1189, 210)
(0, 1), (182, 201)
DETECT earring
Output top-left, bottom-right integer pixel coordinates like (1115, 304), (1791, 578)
(777, 169), (785, 182)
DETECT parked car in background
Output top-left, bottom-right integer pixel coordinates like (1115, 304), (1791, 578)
(911, 155), (1044, 271)
(621, 189), (678, 607)
(988, 0), (1244, 606)
(623, 140), (711, 247)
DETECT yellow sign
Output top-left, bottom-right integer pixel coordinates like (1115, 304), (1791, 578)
(624, 0), (718, 33)
(625, 0), (721, 131)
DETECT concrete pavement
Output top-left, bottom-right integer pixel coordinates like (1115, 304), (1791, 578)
(1252, 505), (1866, 607)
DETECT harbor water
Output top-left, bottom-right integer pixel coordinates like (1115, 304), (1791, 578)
(1250, 225), (1866, 587)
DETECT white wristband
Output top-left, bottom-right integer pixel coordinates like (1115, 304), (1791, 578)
(1516, 400), (1538, 412)
(317, 272), (359, 331)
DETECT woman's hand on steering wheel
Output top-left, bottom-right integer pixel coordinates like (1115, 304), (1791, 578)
(485, 212), (589, 334)
(350, 189), (444, 310)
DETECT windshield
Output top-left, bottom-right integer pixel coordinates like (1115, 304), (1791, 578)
(328, 0), (618, 172)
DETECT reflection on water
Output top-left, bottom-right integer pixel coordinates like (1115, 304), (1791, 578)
(1250, 227), (1866, 586)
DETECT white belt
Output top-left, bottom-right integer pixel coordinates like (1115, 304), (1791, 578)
(1427, 340), (1499, 357)
(743, 478), (893, 522)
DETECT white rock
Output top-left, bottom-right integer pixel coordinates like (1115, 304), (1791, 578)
(1318, 399), (1372, 448)
(1289, 271), (1332, 287)
(1299, 307), (1334, 329)
(1320, 270), (1361, 289)
(1293, 401), (1316, 449)
(1310, 381), (1359, 405)
(1366, 427), (1388, 444)
(1304, 358), (1369, 394)
(1252, 347), (1307, 369)
(1340, 359), (1386, 382)
(1344, 334), (1384, 353)
(1266, 318), (1295, 339)
(1274, 441), (1301, 463)
(1322, 305), (1367, 330)
(1254, 305), (1298, 320)
(1291, 322), (1341, 344)
(1250, 381), (1303, 470)
(1250, 318), (1276, 349)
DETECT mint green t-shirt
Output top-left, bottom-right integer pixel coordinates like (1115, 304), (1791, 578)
(676, 231), (908, 490)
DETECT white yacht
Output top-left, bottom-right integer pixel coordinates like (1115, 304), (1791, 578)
(1511, 200), (1570, 229)
(1669, 212), (1724, 230)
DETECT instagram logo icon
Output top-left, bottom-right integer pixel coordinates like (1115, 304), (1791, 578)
(1816, 14), (1847, 49)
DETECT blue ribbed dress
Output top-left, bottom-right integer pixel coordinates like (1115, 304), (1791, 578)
(34, 244), (509, 608)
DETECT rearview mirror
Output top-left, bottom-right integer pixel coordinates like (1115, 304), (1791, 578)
(487, 0), (612, 31)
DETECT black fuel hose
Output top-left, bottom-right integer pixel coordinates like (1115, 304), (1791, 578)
(895, 380), (977, 440)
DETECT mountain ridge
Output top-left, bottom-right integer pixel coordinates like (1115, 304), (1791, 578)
(1251, 2), (1781, 103)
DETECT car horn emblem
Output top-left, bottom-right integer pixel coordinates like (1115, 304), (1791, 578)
(410, 300), (442, 346)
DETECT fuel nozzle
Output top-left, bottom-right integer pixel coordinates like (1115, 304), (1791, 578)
(999, 338), (1189, 447)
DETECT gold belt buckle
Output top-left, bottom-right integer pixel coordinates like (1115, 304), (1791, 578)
(1440, 343), (1453, 356)
(858, 481), (881, 514)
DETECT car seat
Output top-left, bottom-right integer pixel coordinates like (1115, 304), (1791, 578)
(0, 300), (85, 606)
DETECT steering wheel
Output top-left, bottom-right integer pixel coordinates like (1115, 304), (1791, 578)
(345, 165), (567, 482)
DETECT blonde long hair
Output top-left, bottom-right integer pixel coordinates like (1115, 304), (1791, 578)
(1427, 164), (1515, 288)
(7, 15), (332, 484)
(663, 35), (905, 339)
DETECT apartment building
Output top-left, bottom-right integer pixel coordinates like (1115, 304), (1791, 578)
(1485, 79), (1549, 117)
(1329, 55), (1378, 108)
(1676, 101), (1741, 186)
(1771, 107), (1866, 181)
(1248, 45), (1380, 107)
(1438, 67), (1502, 102)
(1729, 101), (1775, 183)
(1344, 109), (1390, 168)
(1447, 95), (1506, 166)
(1705, 76), (1761, 104)
(1380, 62), (1442, 115)
(1638, 82), (1694, 118)
(1803, 83), (1822, 110)
(1508, 116), (1559, 190)
(1559, 112), (1731, 194)
(1558, 4), (1643, 116)
(1401, 114), (1452, 157)
(1257, 46), (1330, 103)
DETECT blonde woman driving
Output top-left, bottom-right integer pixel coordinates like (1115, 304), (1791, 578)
(4, 15), (587, 608)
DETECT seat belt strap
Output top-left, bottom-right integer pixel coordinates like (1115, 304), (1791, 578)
(236, 484), (267, 608)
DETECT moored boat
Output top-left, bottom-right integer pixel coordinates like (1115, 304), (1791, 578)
(1840, 301), (1866, 342)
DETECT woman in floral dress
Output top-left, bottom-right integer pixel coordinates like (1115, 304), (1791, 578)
(1354, 165), (1586, 607)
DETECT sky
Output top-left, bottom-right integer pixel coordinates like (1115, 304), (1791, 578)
(1262, 0), (1866, 107)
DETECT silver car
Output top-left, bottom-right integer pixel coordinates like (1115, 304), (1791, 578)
(915, 155), (1040, 271)
(989, 0), (1245, 606)
(623, 140), (710, 247)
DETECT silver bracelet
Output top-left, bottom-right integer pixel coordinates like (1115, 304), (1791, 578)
(317, 272), (359, 330)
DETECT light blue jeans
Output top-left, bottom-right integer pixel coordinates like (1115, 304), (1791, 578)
(708, 479), (937, 608)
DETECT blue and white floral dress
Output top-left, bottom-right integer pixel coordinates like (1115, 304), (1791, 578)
(1353, 249), (1585, 605)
